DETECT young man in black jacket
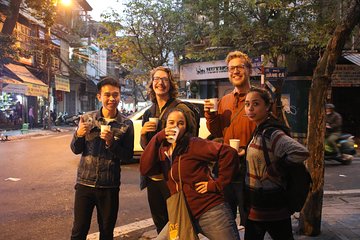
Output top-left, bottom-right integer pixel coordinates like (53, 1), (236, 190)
(70, 77), (134, 240)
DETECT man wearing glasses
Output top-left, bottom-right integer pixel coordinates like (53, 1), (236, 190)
(139, 66), (197, 234)
(204, 51), (257, 230)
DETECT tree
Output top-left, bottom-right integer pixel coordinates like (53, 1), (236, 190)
(301, 0), (360, 235)
(100, 0), (185, 70)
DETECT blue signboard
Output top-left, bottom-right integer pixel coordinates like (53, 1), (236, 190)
(265, 67), (287, 79)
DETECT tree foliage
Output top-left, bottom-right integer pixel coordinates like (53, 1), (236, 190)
(182, 0), (346, 65)
(99, 0), (185, 71)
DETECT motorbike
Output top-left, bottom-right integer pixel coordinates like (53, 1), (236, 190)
(325, 133), (357, 165)
(55, 112), (68, 126)
(64, 112), (84, 126)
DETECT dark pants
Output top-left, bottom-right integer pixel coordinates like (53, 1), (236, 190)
(146, 178), (170, 233)
(245, 218), (294, 240)
(224, 181), (246, 226)
(71, 184), (120, 240)
(29, 116), (35, 128)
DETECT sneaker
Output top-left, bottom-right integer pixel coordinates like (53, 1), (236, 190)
(238, 225), (245, 231)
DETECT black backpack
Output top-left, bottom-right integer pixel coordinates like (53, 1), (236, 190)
(262, 127), (312, 213)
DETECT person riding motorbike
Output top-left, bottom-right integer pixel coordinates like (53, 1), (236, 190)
(325, 104), (342, 157)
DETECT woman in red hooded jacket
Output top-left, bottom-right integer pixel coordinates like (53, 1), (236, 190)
(140, 108), (241, 240)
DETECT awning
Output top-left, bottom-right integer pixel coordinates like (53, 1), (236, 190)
(343, 53), (360, 66)
(0, 76), (28, 94)
(4, 63), (48, 98)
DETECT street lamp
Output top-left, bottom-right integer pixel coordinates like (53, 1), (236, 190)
(44, 0), (72, 130)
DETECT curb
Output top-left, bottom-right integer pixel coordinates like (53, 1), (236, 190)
(1, 127), (74, 141)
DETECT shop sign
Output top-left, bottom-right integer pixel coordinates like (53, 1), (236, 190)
(180, 60), (228, 81)
(332, 64), (360, 87)
(25, 83), (48, 98)
(1, 83), (27, 94)
(55, 75), (70, 92)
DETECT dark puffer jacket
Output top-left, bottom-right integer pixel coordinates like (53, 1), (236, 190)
(70, 108), (134, 188)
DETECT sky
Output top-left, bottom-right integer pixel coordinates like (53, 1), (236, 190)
(86, 0), (125, 21)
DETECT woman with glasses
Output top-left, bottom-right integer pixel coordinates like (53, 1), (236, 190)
(139, 66), (197, 234)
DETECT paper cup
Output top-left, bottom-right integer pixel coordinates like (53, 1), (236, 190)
(229, 139), (240, 152)
(101, 125), (111, 134)
(149, 117), (159, 125)
(209, 98), (218, 112)
(167, 127), (179, 144)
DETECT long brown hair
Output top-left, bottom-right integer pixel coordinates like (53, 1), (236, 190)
(147, 66), (178, 103)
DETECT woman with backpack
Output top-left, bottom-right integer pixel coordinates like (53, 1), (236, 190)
(139, 66), (198, 234)
(244, 87), (309, 240)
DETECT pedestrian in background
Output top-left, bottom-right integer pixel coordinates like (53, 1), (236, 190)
(325, 103), (342, 157)
(204, 50), (257, 228)
(141, 108), (240, 239)
(244, 87), (309, 240)
(28, 105), (35, 128)
(70, 77), (134, 240)
(139, 66), (197, 233)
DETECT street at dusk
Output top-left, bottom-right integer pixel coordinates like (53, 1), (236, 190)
(1, 0), (360, 239)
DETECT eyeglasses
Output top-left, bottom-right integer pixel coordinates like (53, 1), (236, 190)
(228, 64), (246, 73)
(153, 77), (169, 82)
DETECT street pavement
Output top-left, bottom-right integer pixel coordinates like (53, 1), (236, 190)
(2, 127), (360, 240)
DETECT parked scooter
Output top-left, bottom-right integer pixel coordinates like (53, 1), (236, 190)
(55, 112), (68, 126)
(64, 112), (84, 126)
(325, 133), (356, 165)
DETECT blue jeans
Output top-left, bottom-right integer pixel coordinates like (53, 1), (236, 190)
(156, 203), (240, 240)
(71, 184), (120, 240)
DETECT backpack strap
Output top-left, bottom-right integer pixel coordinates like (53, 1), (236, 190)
(159, 99), (179, 120)
(261, 128), (276, 167)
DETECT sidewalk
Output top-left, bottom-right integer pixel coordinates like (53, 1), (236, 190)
(0, 125), (74, 141)
(140, 194), (360, 240)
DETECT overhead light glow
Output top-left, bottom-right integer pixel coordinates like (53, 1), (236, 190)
(60, 0), (71, 6)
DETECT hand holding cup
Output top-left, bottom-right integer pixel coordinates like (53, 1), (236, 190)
(165, 126), (179, 144)
(204, 98), (218, 112)
(141, 118), (158, 135)
(100, 125), (113, 144)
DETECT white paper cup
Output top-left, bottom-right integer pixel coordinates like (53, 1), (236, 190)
(229, 139), (240, 152)
(209, 98), (218, 112)
(149, 117), (159, 125)
(167, 126), (179, 144)
(101, 125), (111, 134)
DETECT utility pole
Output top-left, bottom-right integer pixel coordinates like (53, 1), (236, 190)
(45, 25), (52, 130)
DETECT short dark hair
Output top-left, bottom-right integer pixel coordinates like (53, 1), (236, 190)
(97, 77), (120, 93)
(147, 66), (178, 103)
